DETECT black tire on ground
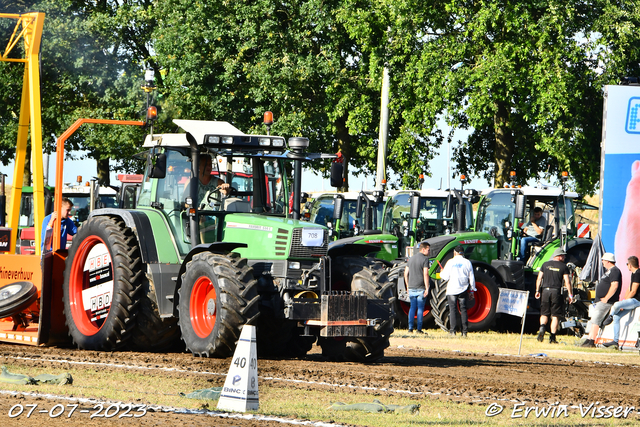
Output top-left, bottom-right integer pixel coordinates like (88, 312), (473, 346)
(126, 281), (184, 353)
(0, 282), (38, 319)
(431, 267), (499, 333)
(63, 216), (143, 350)
(320, 256), (395, 363)
(178, 252), (259, 357)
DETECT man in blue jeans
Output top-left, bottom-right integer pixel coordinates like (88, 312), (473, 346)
(404, 241), (430, 333)
(601, 256), (640, 349)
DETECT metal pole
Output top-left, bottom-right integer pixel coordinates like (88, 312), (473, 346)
(375, 67), (390, 190)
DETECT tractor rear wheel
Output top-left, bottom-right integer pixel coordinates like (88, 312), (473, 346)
(63, 216), (143, 350)
(432, 267), (499, 332)
(320, 256), (395, 363)
(0, 282), (37, 319)
(178, 252), (259, 357)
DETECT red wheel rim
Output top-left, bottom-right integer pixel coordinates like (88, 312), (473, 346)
(399, 300), (431, 319)
(69, 236), (111, 336)
(467, 282), (491, 323)
(190, 276), (217, 338)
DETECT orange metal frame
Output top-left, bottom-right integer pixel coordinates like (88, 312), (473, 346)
(0, 119), (144, 346)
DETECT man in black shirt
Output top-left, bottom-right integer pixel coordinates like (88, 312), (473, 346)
(601, 256), (640, 349)
(581, 252), (622, 348)
(535, 248), (573, 343)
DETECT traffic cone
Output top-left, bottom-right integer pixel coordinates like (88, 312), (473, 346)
(216, 324), (259, 412)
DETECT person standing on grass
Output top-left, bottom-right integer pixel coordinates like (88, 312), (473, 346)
(581, 252), (622, 348)
(601, 256), (640, 350)
(404, 241), (431, 334)
(535, 248), (573, 344)
(440, 245), (476, 337)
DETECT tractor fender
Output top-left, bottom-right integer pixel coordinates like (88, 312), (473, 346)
(172, 242), (248, 313)
(328, 238), (380, 258)
(89, 208), (159, 263)
(469, 260), (505, 288)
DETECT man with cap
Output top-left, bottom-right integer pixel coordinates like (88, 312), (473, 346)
(440, 245), (476, 337)
(601, 255), (640, 349)
(535, 248), (573, 343)
(581, 252), (622, 348)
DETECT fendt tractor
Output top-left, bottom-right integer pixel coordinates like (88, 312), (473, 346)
(421, 174), (593, 333)
(58, 119), (394, 362)
(306, 178), (478, 328)
(384, 186), (478, 327)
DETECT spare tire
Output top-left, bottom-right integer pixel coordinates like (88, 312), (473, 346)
(0, 282), (38, 318)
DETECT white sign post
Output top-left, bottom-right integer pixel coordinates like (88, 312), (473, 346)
(216, 325), (259, 412)
(496, 288), (529, 355)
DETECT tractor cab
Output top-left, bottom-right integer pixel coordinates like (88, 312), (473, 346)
(475, 186), (580, 264)
(383, 189), (476, 258)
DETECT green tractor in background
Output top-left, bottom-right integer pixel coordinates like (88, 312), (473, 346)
(306, 179), (478, 328)
(61, 119), (395, 362)
(425, 177), (593, 332)
(384, 187), (478, 328)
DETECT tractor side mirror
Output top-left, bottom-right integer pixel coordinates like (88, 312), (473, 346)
(410, 193), (420, 219)
(332, 195), (344, 220)
(515, 194), (526, 219)
(330, 162), (343, 188)
(147, 148), (166, 179)
(445, 194), (454, 218)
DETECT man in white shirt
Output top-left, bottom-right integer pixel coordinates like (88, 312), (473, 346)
(440, 245), (476, 337)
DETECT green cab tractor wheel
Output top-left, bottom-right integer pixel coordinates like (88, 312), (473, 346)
(177, 252), (259, 357)
(319, 256), (395, 363)
(431, 267), (499, 332)
(62, 216), (143, 350)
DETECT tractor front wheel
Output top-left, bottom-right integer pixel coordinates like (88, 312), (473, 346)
(178, 252), (259, 357)
(431, 267), (499, 332)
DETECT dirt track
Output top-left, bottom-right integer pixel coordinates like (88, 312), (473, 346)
(0, 339), (639, 426)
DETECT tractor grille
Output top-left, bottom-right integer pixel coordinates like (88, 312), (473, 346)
(289, 228), (328, 258)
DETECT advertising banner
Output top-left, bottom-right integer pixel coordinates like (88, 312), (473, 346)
(600, 85), (640, 295)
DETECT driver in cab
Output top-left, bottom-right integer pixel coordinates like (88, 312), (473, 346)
(520, 206), (546, 260)
(192, 155), (230, 210)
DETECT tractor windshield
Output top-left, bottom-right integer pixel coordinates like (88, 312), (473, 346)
(309, 195), (384, 236)
(383, 193), (473, 239)
(137, 148), (288, 254)
(475, 191), (515, 239)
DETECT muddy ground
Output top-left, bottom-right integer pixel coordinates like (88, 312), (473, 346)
(0, 338), (638, 426)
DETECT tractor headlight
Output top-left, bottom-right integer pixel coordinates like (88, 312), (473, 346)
(259, 138), (271, 146)
(221, 136), (233, 144)
(207, 136), (220, 144)
(272, 138), (284, 147)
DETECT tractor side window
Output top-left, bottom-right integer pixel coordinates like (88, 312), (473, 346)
(476, 191), (514, 238)
(309, 197), (334, 227)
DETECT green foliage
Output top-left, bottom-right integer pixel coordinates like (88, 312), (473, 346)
(2, 1), (640, 193)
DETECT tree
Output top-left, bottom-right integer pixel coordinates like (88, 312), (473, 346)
(359, 0), (609, 194)
(150, 0), (440, 190)
(0, 0), (153, 186)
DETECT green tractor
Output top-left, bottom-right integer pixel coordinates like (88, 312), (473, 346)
(384, 188), (477, 327)
(425, 181), (593, 332)
(60, 119), (395, 362)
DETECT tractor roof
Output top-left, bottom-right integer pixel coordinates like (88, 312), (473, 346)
(481, 185), (579, 199)
(143, 119), (284, 149)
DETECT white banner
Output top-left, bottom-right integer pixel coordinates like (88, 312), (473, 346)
(496, 288), (529, 318)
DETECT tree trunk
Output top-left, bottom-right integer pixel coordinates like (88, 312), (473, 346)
(22, 153), (31, 187)
(493, 101), (515, 188)
(97, 158), (110, 187)
(335, 116), (350, 192)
